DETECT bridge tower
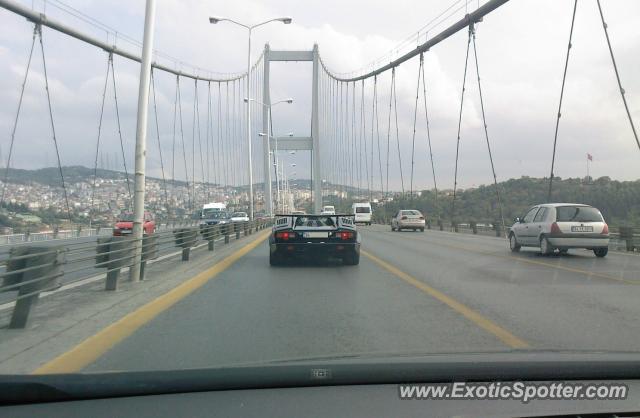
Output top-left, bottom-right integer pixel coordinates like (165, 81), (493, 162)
(262, 44), (322, 214)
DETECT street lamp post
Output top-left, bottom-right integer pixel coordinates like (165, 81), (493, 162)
(249, 97), (292, 216)
(209, 16), (292, 221)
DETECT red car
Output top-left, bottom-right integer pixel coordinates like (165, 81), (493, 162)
(113, 211), (156, 236)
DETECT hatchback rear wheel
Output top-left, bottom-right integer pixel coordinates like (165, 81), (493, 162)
(593, 247), (608, 258)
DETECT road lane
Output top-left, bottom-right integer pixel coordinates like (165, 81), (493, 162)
(85, 239), (506, 372)
(360, 225), (640, 351)
(76, 224), (640, 372)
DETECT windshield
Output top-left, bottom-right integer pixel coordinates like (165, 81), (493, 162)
(202, 211), (228, 219)
(2, 0), (640, 403)
(555, 206), (603, 222)
(117, 213), (134, 222)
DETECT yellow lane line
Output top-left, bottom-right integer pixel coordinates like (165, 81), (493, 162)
(368, 228), (639, 285)
(33, 230), (271, 374)
(361, 250), (529, 349)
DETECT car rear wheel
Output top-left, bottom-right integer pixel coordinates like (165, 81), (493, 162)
(391, 225), (395, 231)
(509, 233), (521, 252)
(420, 228), (425, 232)
(540, 236), (553, 255)
(558, 249), (569, 255)
(269, 253), (282, 266)
(593, 248), (608, 258)
(343, 251), (360, 265)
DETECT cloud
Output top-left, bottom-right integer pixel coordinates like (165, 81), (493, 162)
(0, 0), (638, 191)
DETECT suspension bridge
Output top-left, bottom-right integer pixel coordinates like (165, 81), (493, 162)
(0, 0), (640, 376)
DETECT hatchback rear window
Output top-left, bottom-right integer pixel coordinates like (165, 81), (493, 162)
(355, 207), (370, 213)
(555, 206), (603, 222)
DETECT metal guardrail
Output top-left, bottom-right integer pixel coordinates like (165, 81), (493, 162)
(0, 221), (205, 246)
(0, 219), (273, 329)
(375, 219), (640, 252)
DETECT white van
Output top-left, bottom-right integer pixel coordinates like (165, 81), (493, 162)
(201, 202), (226, 219)
(352, 202), (372, 225)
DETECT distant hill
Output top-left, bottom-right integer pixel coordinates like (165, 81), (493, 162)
(0, 166), (186, 187)
(376, 176), (640, 226)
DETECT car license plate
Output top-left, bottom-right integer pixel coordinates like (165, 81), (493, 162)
(120, 230), (132, 234)
(571, 226), (593, 232)
(303, 232), (328, 238)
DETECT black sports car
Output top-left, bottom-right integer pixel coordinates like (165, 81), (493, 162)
(269, 214), (360, 266)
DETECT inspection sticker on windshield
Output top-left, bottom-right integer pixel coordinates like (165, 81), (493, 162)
(398, 382), (628, 403)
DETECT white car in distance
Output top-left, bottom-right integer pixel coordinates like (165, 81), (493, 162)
(230, 211), (250, 223)
(321, 205), (336, 215)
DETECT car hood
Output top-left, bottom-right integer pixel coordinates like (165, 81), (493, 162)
(2, 350), (640, 405)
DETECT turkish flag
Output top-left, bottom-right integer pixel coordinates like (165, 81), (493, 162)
(587, 153), (593, 161)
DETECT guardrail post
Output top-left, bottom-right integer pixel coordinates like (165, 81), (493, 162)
(96, 236), (134, 290)
(53, 226), (59, 239)
(426, 220), (432, 230)
(140, 234), (158, 280)
(4, 245), (64, 329)
(224, 224), (230, 244)
(235, 223), (241, 240)
(438, 220), (444, 231)
(619, 226), (635, 251)
(470, 221), (478, 234)
(174, 228), (197, 261)
(200, 224), (216, 252)
(493, 222), (502, 237)
(451, 222), (459, 233)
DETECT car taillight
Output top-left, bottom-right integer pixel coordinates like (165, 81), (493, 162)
(601, 224), (609, 234)
(419, 216), (425, 220)
(401, 216), (408, 220)
(275, 231), (294, 240)
(336, 231), (354, 240)
(550, 222), (561, 234)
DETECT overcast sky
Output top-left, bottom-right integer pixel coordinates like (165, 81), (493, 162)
(1, 0), (639, 191)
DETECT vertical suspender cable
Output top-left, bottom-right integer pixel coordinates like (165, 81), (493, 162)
(410, 55), (422, 201)
(386, 69), (394, 198)
(421, 52), (438, 209)
(596, 0), (639, 152)
(374, 76), (384, 195)
(361, 79), (370, 201)
(1, 25), (37, 207)
(548, 0), (578, 201)
(196, 80), (205, 201)
(451, 24), (472, 226)
(37, 24), (72, 222)
(90, 53), (111, 227)
(110, 54), (133, 206)
(171, 76), (178, 187)
(177, 77), (191, 209)
(191, 80), (197, 205)
(392, 68), (405, 196)
(205, 82), (212, 199)
(471, 24), (506, 237)
(150, 69), (169, 217)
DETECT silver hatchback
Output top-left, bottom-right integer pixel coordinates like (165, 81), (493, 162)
(509, 203), (610, 257)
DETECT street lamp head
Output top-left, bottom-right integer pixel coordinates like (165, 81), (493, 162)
(279, 17), (293, 24)
(285, 98), (293, 104)
(209, 16), (222, 24)
(288, 132), (294, 137)
(243, 97), (250, 103)
(258, 133), (267, 137)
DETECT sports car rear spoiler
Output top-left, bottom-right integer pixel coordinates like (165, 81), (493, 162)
(273, 214), (356, 230)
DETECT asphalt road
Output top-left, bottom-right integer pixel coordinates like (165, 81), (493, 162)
(85, 225), (640, 372)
